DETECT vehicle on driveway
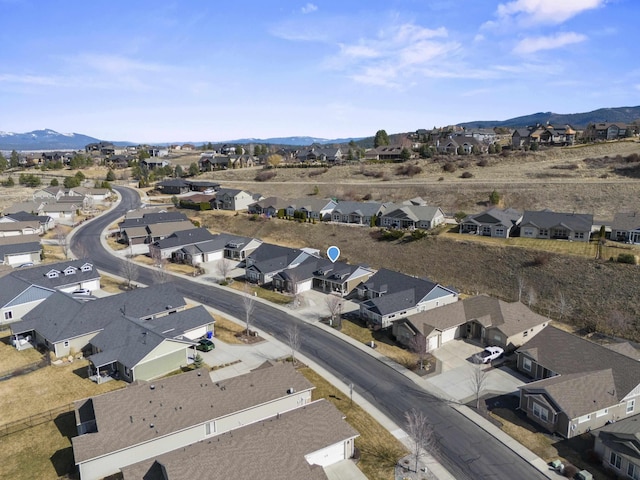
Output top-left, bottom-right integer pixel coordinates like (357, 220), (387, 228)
(474, 346), (504, 364)
(196, 338), (215, 352)
(71, 288), (91, 296)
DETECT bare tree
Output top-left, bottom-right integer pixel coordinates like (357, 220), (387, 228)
(152, 257), (170, 284)
(527, 286), (537, 308)
(516, 275), (526, 303)
(469, 364), (488, 410)
(409, 333), (429, 371)
(556, 292), (571, 320)
(242, 282), (256, 336)
(216, 258), (234, 282)
(120, 258), (138, 290)
(325, 294), (342, 328)
(55, 226), (69, 259)
(287, 323), (301, 365)
(404, 408), (438, 473)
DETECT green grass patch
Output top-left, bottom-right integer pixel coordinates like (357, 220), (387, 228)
(227, 279), (292, 305)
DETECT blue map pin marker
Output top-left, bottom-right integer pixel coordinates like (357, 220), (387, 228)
(327, 246), (340, 263)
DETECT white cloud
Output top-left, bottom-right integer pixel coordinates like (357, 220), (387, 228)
(301, 3), (318, 14)
(513, 32), (587, 54)
(71, 54), (166, 75)
(496, 0), (606, 26)
(0, 73), (69, 87)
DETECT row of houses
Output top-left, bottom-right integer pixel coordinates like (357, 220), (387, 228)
(461, 207), (640, 244)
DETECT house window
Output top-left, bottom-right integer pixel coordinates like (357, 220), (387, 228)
(495, 228), (504, 236)
(124, 366), (130, 377)
(610, 451), (622, 469)
(578, 414), (591, 424)
(532, 402), (549, 422)
(523, 330), (528, 337)
(575, 232), (584, 239)
(596, 408), (609, 418)
(4, 311), (12, 321)
(63, 340), (69, 348)
(522, 357), (532, 372)
(628, 463), (640, 480)
(628, 399), (635, 414)
(539, 229), (549, 236)
(205, 421), (216, 436)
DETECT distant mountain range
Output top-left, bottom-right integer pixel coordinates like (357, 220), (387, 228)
(2, 106), (639, 151)
(457, 106), (640, 129)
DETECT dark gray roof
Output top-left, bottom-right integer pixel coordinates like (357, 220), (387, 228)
(119, 212), (188, 229)
(592, 415), (640, 462)
(274, 256), (332, 283)
(4, 211), (53, 224)
(519, 326), (640, 404)
(0, 241), (41, 258)
(157, 179), (190, 188)
(520, 210), (593, 232)
(246, 243), (307, 275)
(381, 205), (443, 222)
(332, 201), (384, 217)
(72, 363), (314, 463)
(153, 228), (216, 250)
(120, 399), (356, 480)
(15, 283), (187, 343)
(612, 212), (640, 232)
(462, 208), (522, 226)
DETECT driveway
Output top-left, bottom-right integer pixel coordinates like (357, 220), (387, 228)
(422, 340), (527, 403)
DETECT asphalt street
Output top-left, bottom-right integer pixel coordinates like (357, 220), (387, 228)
(69, 186), (547, 480)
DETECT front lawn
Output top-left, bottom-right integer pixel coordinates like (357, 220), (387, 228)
(226, 279), (292, 305)
(0, 330), (43, 375)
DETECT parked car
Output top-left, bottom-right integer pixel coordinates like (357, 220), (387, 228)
(71, 288), (91, 296)
(17, 262), (34, 268)
(474, 346), (504, 364)
(196, 338), (215, 352)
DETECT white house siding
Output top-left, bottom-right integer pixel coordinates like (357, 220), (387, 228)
(57, 278), (101, 293)
(305, 440), (351, 467)
(204, 250), (224, 262)
(296, 279), (313, 293)
(54, 332), (99, 358)
(77, 390), (313, 480)
(134, 347), (187, 381)
(427, 335), (439, 352)
(183, 326), (207, 340)
(441, 326), (459, 344)
(7, 252), (38, 266)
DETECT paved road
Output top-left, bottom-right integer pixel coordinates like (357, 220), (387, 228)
(70, 187), (546, 480)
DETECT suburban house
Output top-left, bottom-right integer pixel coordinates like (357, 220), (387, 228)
(364, 145), (405, 161)
(118, 211), (190, 245)
(71, 362), (318, 480)
(198, 154), (231, 171)
(296, 146), (343, 163)
(0, 211), (55, 232)
(11, 283), (187, 359)
(611, 212), (640, 244)
(0, 220), (42, 237)
(4, 201), (46, 216)
(248, 196), (289, 216)
(511, 125), (577, 148)
(436, 136), (485, 155)
(273, 256), (376, 296)
(212, 188), (262, 211)
(0, 234), (42, 267)
(40, 201), (79, 225)
(156, 179), (191, 195)
(148, 228), (218, 260)
(172, 233), (262, 265)
(285, 198), (338, 221)
(592, 415), (640, 478)
(331, 201), (388, 225)
(245, 243), (316, 285)
(391, 295), (548, 353)
(460, 208), (523, 238)
(0, 259), (100, 326)
(356, 269), (458, 328)
(517, 326), (640, 438)
(70, 187), (114, 204)
(120, 399), (358, 480)
(583, 122), (632, 142)
(379, 204), (446, 230)
(86, 305), (215, 383)
(519, 210), (593, 242)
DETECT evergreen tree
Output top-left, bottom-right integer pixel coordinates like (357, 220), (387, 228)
(10, 150), (19, 168)
(188, 162), (199, 177)
(106, 169), (116, 181)
(50, 178), (59, 187)
(0, 152), (7, 171)
(373, 130), (390, 148)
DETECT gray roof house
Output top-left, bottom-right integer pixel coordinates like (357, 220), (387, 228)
(284, 198), (337, 221)
(245, 243), (315, 285)
(1, 211), (55, 231)
(611, 212), (640, 244)
(331, 201), (388, 225)
(156, 179), (191, 195)
(11, 283), (187, 359)
(0, 220), (43, 237)
(592, 414), (640, 478)
(212, 188), (262, 211)
(379, 204), (446, 230)
(148, 228), (217, 260)
(517, 326), (640, 438)
(0, 234), (42, 267)
(120, 399), (358, 480)
(392, 294), (549, 353)
(86, 305), (215, 383)
(72, 362), (317, 480)
(247, 196), (289, 216)
(0, 259), (100, 326)
(460, 208), (523, 238)
(520, 210), (593, 242)
(356, 268), (458, 328)
(173, 233), (262, 265)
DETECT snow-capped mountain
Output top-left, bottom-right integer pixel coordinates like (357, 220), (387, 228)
(0, 129), (102, 151)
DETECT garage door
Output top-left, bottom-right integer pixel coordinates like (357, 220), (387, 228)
(297, 279), (313, 293)
(8, 254), (33, 266)
(184, 326), (207, 340)
(427, 335), (439, 352)
(306, 441), (345, 467)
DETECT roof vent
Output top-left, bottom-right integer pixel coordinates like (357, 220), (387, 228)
(150, 385), (155, 390)
(150, 423), (154, 428)
(287, 388), (295, 394)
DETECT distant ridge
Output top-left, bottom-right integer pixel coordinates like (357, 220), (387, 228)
(457, 106), (640, 129)
(0, 129), (105, 151)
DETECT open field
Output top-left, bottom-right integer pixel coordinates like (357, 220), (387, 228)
(300, 367), (407, 480)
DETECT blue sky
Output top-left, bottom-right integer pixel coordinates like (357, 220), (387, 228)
(0, 0), (637, 143)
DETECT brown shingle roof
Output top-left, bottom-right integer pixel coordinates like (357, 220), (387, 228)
(121, 399), (358, 480)
(72, 363), (314, 463)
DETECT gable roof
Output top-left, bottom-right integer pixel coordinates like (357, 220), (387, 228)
(152, 228), (216, 250)
(120, 399), (356, 480)
(381, 204), (443, 222)
(3, 211), (53, 224)
(119, 212), (188, 229)
(520, 210), (593, 232)
(72, 363), (314, 463)
(462, 208), (522, 226)
(592, 415), (640, 462)
(0, 238), (41, 258)
(612, 212), (640, 232)
(518, 326), (640, 402)
(287, 198), (337, 212)
(332, 201), (385, 217)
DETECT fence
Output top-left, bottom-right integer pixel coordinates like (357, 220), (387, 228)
(0, 403), (74, 438)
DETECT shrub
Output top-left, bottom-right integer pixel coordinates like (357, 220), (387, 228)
(380, 229), (405, 241)
(410, 229), (428, 241)
(458, 160), (470, 169)
(618, 253), (637, 265)
(477, 158), (489, 167)
(311, 185), (319, 195)
(254, 170), (277, 182)
(531, 252), (551, 266)
(460, 171), (474, 179)
(489, 190), (501, 205)
(562, 464), (578, 478)
(395, 164), (422, 177)
(362, 193), (372, 201)
(443, 162), (457, 173)
(199, 202), (212, 211)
